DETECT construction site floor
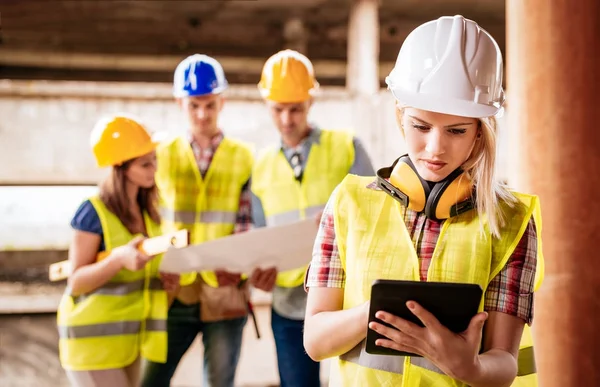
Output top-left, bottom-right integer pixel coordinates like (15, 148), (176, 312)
(0, 300), (330, 387)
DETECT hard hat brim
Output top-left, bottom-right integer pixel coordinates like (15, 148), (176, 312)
(96, 133), (166, 168)
(390, 88), (501, 119)
(257, 86), (317, 104)
(173, 85), (228, 98)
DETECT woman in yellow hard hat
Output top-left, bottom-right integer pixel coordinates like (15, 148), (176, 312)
(303, 15), (543, 386)
(57, 114), (178, 387)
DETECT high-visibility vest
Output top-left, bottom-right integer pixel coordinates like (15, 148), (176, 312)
(330, 174), (544, 386)
(57, 196), (167, 371)
(252, 129), (355, 287)
(155, 135), (253, 287)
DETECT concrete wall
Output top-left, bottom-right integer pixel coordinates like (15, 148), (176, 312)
(0, 79), (513, 386)
(0, 79), (511, 249)
(0, 80), (406, 185)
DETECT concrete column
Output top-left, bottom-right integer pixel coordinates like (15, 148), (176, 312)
(346, 0), (382, 167)
(346, 0), (379, 95)
(507, 1), (600, 386)
(283, 17), (308, 54)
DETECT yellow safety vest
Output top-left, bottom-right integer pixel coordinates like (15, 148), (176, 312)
(330, 175), (544, 387)
(252, 129), (355, 287)
(156, 135), (253, 287)
(57, 196), (167, 371)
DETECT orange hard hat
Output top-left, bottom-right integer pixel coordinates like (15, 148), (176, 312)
(257, 49), (319, 103)
(90, 114), (160, 168)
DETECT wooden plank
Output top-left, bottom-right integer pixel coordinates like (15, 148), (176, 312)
(0, 282), (64, 314)
(0, 49), (396, 82)
(0, 251), (67, 272)
(0, 79), (352, 99)
(0, 293), (63, 314)
(0, 282), (273, 314)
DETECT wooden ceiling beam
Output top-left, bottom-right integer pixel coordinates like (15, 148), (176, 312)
(0, 49), (396, 82)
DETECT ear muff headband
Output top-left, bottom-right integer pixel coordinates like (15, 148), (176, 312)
(376, 155), (475, 220)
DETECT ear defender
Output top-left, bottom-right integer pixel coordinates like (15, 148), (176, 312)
(376, 155), (475, 220)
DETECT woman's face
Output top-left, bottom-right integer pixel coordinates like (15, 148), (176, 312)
(401, 108), (479, 182)
(125, 151), (157, 189)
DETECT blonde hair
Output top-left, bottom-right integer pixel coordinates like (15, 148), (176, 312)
(396, 108), (515, 238)
(462, 116), (516, 238)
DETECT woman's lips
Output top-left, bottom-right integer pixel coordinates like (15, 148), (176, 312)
(422, 160), (447, 171)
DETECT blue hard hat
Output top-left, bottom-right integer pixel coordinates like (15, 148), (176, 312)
(173, 54), (228, 97)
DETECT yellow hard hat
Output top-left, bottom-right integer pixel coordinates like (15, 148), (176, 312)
(257, 49), (319, 103)
(90, 114), (160, 168)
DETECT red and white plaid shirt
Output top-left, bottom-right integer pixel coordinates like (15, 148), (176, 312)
(189, 132), (253, 234)
(305, 181), (538, 324)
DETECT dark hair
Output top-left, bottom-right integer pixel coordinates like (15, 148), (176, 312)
(98, 158), (160, 234)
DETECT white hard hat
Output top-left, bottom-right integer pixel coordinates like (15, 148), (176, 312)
(386, 15), (505, 118)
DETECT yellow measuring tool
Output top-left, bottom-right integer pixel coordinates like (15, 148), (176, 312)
(48, 229), (189, 281)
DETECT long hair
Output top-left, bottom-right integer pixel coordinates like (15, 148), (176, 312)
(396, 107), (515, 238)
(99, 159), (160, 234)
(460, 116), (516, 238)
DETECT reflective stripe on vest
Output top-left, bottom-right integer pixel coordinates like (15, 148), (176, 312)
(252, 130), (355, 287)
(159, 208), (237, 225)
(265, 204), (325, 226)
(331, 175), (544, 386)
(340, 340), (537, 377)
(340, 340), (405, 373)
(73, 278), (163, 304)
(59, 319), (167, 339)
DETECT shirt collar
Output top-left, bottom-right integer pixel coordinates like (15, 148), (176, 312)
(280, 125), (321, 153)
(188, 131), (224, 152)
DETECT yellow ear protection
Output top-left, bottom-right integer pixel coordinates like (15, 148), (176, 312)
(376, 155), (475, 220)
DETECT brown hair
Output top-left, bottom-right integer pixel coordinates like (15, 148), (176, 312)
(99, 159), (160, 234)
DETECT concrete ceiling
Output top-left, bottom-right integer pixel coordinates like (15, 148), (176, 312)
(0, 0), (506, 84)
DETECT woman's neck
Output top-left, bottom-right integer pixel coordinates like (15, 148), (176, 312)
(125, 182), (140, 211)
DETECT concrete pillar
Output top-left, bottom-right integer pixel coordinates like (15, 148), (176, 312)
(507, 1), (600, 386)
(283, 17), (308, 54)
(346, 0), (379, 95)
(346, 0), (382, 167)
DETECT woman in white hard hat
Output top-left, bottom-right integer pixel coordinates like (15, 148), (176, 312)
(57, 115), (179, 387)
(303, 15), (543, 387)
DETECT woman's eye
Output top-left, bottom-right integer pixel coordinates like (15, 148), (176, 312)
(413, 125), (429, 131)
(449, 129), (467, 135)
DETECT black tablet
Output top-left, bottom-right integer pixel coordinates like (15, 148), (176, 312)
(366, 279), (483, 357)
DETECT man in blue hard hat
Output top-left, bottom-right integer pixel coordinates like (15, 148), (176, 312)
(142, 54), (254, 387)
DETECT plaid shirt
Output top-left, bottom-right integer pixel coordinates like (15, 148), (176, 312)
(189, 132), (253, 233)
(305, 181), (538, 324)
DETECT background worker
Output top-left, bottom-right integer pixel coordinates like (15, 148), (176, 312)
(250, 49), (375, 387)
(141, 54), (254, 387)
(303, 15), (543, 387)
(57, 114), (178, 387)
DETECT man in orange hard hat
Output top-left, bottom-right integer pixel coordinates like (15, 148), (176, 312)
(250, 49), (375, 386)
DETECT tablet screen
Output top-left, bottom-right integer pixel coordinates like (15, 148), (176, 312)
(366, 280), (482, 357)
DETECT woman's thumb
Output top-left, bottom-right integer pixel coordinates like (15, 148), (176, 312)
(468, 312), (488, 335)
(128, 235), (145, 247)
